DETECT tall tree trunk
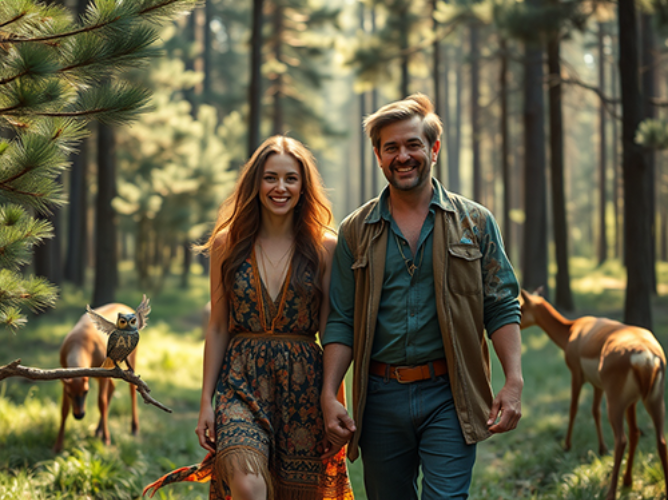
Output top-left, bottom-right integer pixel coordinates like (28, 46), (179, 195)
(203, 0), (212, 104)
(271, 1), (284, 135)
(399, 0), (409, 97)
(92, 123), (118, 307)
(618, 0), (652, 329)
(359, 3), (367, 205)
(522, 0), (548, 295)
(443, 43), (454, 188)
(451, 40), (463, 194)
(64, 0), (90, 287)
(248, 0), (264, 157)
(597, 23), (608, 265)
(64, 139), (88, 286)
(432, 0), (442, 180)
(641, 13), (657, 293)
(470, 22), (481, 202)
(360, 93), (367, 205)
(500, 37), (511, 254)
(611, 35), (622, 260)
(547, 30), (573, 310)
(33, 210), (62, 286)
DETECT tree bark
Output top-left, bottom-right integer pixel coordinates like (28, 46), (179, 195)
(597, 23), (608, 265)
(619, 0), (653, 329)
(432, 0), (442, 180)
(521, 0), (548, 295)
(470, 22), (481, 202)
(271, 1), (284, 135)
(450, 40), (463, 194)
(399, 0), (409, 98)
(248, 0), (264, 157)
(641, 13), (657, 293)
(203, 0), (212, 104)
(92, 123), (118, 308)
(500, 37), (511, 255)
(64, 138), (88, 286)
(547, 29), (573, 310)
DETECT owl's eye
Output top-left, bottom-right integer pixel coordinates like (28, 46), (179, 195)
(119, 319), (127, 326)
(130, 318), (137, 326)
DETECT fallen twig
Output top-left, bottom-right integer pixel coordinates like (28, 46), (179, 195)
(0, 359), (172, 413)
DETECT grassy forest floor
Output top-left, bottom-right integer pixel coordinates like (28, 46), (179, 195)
(1, 258), (668, 499)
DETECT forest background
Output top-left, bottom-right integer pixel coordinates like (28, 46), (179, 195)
(2, 0), (668, 498)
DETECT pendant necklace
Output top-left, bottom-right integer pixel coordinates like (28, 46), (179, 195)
(393, 232), (424, 278)
(389, 197), (424, 278)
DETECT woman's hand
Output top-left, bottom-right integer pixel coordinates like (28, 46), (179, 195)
(196, 404), (216, 453)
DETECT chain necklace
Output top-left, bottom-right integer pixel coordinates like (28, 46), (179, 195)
(388, 197), (425, 278)
(256, 241), (293, 299)
(393, 232), (424, 278)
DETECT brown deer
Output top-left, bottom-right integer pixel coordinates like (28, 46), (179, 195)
(519, 288), (668, 500)
(54, 303), (139, 453)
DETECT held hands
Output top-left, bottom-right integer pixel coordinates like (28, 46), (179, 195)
(321, 395), (356, 460)
(196, 404), (216, 453)
(487, 378), (523, 434)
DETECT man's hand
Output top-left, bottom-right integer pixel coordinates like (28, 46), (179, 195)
(321, 395), (356, 459)
(487, 378), (522, 433)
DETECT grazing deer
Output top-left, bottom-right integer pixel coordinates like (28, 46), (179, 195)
(519, 288), (668, 500)
(54, 303), (139, 453)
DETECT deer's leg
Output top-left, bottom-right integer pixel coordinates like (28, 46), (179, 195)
(643, 378), (668, 499)
(623, 403), (639, 487)
(54, 386), (70, 453)
(605, 396), (628, 500)
(565, 372), (584, 451)
(592, 386), (608, 455)
(130, 383), (138, 436)
(96, 378), (114, 445)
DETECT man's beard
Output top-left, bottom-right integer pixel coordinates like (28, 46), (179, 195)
(387, 157), (429, 191)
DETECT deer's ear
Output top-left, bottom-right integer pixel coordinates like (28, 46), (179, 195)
(533, 286), (544, 297)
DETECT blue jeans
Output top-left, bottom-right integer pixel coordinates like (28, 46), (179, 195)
(358, 373), (477, 500)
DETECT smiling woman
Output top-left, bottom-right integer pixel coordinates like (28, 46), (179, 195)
(144, 136), (353, 500)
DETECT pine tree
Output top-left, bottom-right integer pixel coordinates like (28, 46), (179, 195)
(0, 0), (196, 329)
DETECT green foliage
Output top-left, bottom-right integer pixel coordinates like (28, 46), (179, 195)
(492, 0), (588, 44)
(0, 0), (197, 329)
(636, 118), (668, 150)
(113, 27), (237, 290)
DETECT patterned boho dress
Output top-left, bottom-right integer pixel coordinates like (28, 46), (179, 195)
(144, 250), (353, 500)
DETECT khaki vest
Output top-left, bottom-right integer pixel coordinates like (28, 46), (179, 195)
(340, 193), (495, 461)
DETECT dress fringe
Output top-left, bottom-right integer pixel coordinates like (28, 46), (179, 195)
(216, 447), (274, 500)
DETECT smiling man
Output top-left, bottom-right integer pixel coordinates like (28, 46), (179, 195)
(320, 94), (524, 500)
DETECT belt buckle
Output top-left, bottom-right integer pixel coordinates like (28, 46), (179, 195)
(394, 365), (411, 384)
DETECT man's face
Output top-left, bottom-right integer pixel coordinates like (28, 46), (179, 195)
(374, 116), (440, 192)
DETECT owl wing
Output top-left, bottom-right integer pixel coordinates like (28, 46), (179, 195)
(86, 305), (117, 335)
(134, 294), (151, 330)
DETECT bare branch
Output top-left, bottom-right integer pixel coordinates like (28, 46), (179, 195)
(0, 358), (172, 413)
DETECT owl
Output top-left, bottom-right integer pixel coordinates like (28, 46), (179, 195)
(86, 295), (151, 372)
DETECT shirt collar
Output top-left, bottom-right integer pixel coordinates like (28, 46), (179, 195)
(364, 178), (455, 225)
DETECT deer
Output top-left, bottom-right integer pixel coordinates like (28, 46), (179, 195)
(54, 303), (139, 453)
(519, 288), (668, 500)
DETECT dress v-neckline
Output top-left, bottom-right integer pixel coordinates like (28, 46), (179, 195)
(253, 249), (290, 304)
(251, 249), (292, 333)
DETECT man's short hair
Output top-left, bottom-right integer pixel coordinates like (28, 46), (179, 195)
(363, 93), (443, 151)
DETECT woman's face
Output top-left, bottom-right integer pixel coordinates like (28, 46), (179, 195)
(258, 154), (303, 218)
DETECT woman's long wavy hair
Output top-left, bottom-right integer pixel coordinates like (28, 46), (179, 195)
(202, 136), (333, 302)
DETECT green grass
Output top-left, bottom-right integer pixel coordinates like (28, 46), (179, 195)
(1, 259), (668, 499)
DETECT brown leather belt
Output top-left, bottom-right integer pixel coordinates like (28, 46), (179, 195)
(369, 359), (447, 383)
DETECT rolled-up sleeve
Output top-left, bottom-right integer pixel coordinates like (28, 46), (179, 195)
(479, 210), (521, 335)
(322, 232), (356, 347)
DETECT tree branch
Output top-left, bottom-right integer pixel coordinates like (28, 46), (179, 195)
(0, 358), (172, 413)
